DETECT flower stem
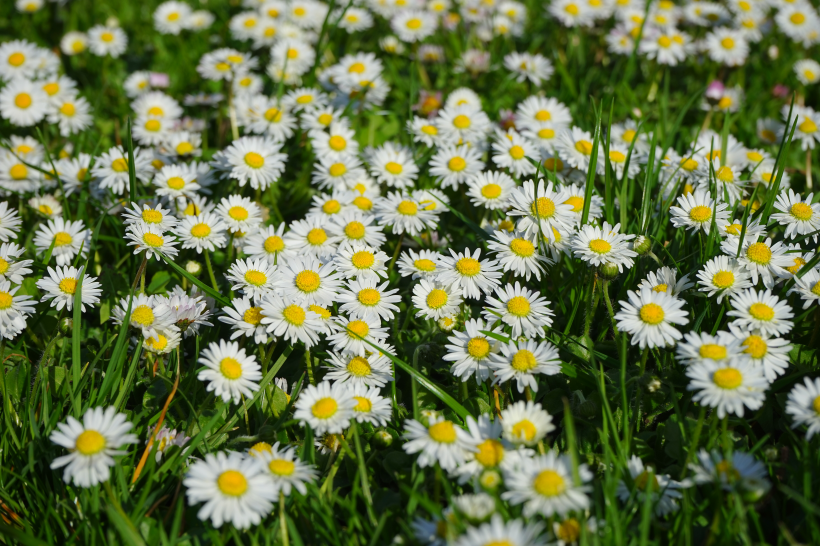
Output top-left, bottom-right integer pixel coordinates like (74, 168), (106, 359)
(305, 347), (315, 385)
(279, 496), (289, 546)
(387, 232), (405, 272)
(602, 279), (621, 343)
(203, 249), (219, 291)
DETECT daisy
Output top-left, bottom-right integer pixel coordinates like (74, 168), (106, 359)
(690, 449), (769, 494)
(256, 443), (317, 497)
(327, 316), (389, 356)
(33, 218), (90, 266)
(503, 450), (592, 517)
(0, 202), (21, 242)
(323, 350), (393, 388)
(467, 171), (517, 210)
(616, 456), (686, 517)
(429, 145), (485, 190)
(183, 451), (276, 529)
(786, 377), (820, 440)
(312, 155), (367, 191)
(437, 248), (503, 300)
(92, 145), (152, 195)
(176, 213), (228, 254)
(786, 105), (820, 151)
(614, 288), (690, 349)
(0, 40), (40, 81)
(124, 224), (180, 261)
(368, 142), (418, 189)
(721, 237), (791, 289)
(795, 58), (820, 85)
(398, 249), (441, 279)
(403, 416), (478, 471)
(30, 193), (63, 219)
(154, 1), (192, 34)
(500, 400), (555, 446)
(88, 25), (128, 58)
(515, 95), (572, 133)
(703, 28), (748, 66)
(111, 293), (179, 341)
(443, 319), (504, 383)
(0, 77), (48, 126)
(60, 30), (89, 55)
(572, 221), (637, 272)
(198, 340), (261, 404)
(222, 136), (286, 190)
(37, 265), (102, 312)
(487, 230), (552, 281)
(49, 406), (138, 487)
(503, 52), (554, 85)
(454, 515), (544, 546)
(373, 192), (438, 236)
(492, 130), (538, 178)
(686, 359), (768, 418)
(696, 256), (752, 303)
(507, 179), (573, 240)
(260, 296), (323, 347)
(243, 223), (294, 265)
(675, 331), (741, 367)
(47, 94), (92, 137)
(312, 121), (359, 160)
(226, 258), (278, 301)
(144, 329), (182, 355)
(391, 10), (438, 42)
(789, 267), (820, 309)
(772, 189), (820, 241)
(637, 266), (693, 296)
(273, 255), (343, 306)
(333, 242), (389, 281)
(726, 322), (790, 382)
(122, 201), (178, 232)
(0, 280), (34, 339)
(412, 279), (462, 320)
(219, 296), (269, 344)
(0, 242), (32, 284)
(294, 380), (356, 435)
(283, 217), (340, 260)
(728, 287), (794, 336)
(348, 384), (392, 426)
(555, 126), (597, 171)
(483, 282), (554, 338)
(337, 278), (401, 322)
(670, 189), (729, 234)
(408, 116), (441, 147)
(489, 339), (562, 393)
(437, 104), (492, 146)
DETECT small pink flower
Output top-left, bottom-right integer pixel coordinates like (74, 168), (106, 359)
(149, 72), (170, 88)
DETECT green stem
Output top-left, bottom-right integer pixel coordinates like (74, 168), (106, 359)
(583, 273), (600, 341)
(305, 347), (315, 385)
(679, 405), (707, 480)
(352, 422), (377, 525)
(602, 279), (621, 343)
(279, 496), (289, 546)
(203, 249), (219, 291)
(634, 347), (650, 433)
(387, 232), (405, 272)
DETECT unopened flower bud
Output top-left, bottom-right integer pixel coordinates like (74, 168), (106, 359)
(632, 235), (652, 255)
(59, 317), (73, 335)
(186, 261), (202, 276)
(644, 375), (662, 393)
(599, 262), (620, 280)
(371, 430), (393, 449)
(479, 469), (502, 491)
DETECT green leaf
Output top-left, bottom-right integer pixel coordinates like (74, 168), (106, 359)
(161, 253), (230, 306)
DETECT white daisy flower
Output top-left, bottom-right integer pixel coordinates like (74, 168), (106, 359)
(122, 201), (178, 232)
(219, 296), (269, 344)
(483, 282), (554, 338)
(727, 288), (794, 336)
(670, 189), (730, 234)
(489, 338), (562, 393)
(333, 242), (389, 281)
(772, 189), (820, 241)
(614, 288), (690, 349)
(794, 58), (820, 85)
(198, 339), (262, 404)
(686, 359), (768, 418)
(442, 319), (504, 384)
(323, 350), (393, 388)
(412, 279), (463, 320)
(221, 135), (286, 190)
(282, 217), (340, 260)
(403, 416), (478, 471)
(502, 450), (592, 517)
(555, 126), (598, 172)
(453, 515), (544, 546)
(243, 223), (293, 265)
(0, 279), (34, 340)
(312, 121), (359, 159)
(87, 25), (128, 58)
(337, 278), (401, 322)
(349, 384), (392, 427)
(36, 265), (102, 312)
(703, 27), (748, 66)
(327, 210), (386, 248)
(637, 266), (693, 297)
(216, 195), (263, 235)
(507, 179), (574, 240)
(33, 217), (90, 266)
(272, 255), (343, 306)
(616, 455), (686, 517)
(437, 104), (492, 147)
(690, 449), (770, 494)
(260, 296), (323, 347)
(0, 202), (21, 242)
(92, 145), (152, 195)
(49, 406), (138, 487)
(788, 267), (820, 309)
(487, 230), (552, 282)
(176, 212), (228, 254)
(398, 249), (441, 279)
(675, 330), (741, 367)
(0, 242), (32, 284)
(368, 142), (419, 189)
(572, 221), (637, 272)
(436, 247), (503, 300)
(154, 1), (193, 35)
(727, 322), (791, 381)
(256, 442), (317, 497)
(47, 94), (92, 137)
(327, 315), (389, 357)
(0, 40), (40, 81)
(391, 10), (438, 42)
(492, 130), (538, 178)
(294, 380), (356, 435)
(373, 192), (438, 236)
(500, 400), (556, 446)
(124, 223), (180, 261)
(429, 145), (485, 190)
(144, 329), (182, 355)
(467, 171), (517, 210)
(721, 236), (793, 289)
(696, 255), (753, 303)
(503, 51), (554, 85)
(786, 377), (820, 440)
(785, 105), (820, 152)
(407, 116), (441, 147)
(226, 258), (278, 301)
(311, 155), (368, 191)
(183, 451), (276, 529)
(111, 293), (179, 341)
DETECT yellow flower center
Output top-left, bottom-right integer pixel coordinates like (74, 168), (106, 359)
(14, 93), (32, 109)
(357, 288), (381, 306)
(510, 238), (535, 257)
(813, 395), (820, 414)
(712, 270), (734, 289)
(405, 17), (422, 29)
(228, 206), (249, 221)
(269, 459), (295, 476)
(219, 357), (242, 380)
(538, 128), (555, 139)
(448, 156), (467, 172)
(140, 209), (162, 224)
(749, 303), (774, 321)
(9, 164), (27, 180)
(426, 289), (448, 309)
(746, 242), (771, 265)
(307, 228), (327, 246)
(146, 335), (168, 352)
(243, 307), (263, 325)
(421, 124), (438, 135)
(347, 320), (369, 338)
(455, 257), (481, 276)
(0, 292), (12, 310)
(397, 200), (418, 215)
(0, 258), (8, 274)
(428, 421), (457, 443)
(384, 161), (403, 175)
(295, 270), (321, 293)
(244, 152), (265, 168)
(264, 235), (284, 253)
(713, 368), (742, 389)
(786, 257), (806, 275)
(318, 113), (333, 126)
(509, 145), (526, 160)
(635, 471), (659, 491)
(144, 119), (161, 132)
(8, 52), (25, 66)
(652, 284), (668, 293)
(312, 397), (339, 419)
(717, 96), (732, 110)
(799, 118), (817, 133)
(467, 337), (490, 359)
(609, 150), (626, 163)
(507, 296), (531, 317)
(658, 35), (672, 48)
(699, 344), (727, 360)
(111, 158), (129, 172)
(328, 135), (347, 151)
(244, 270), (267, 286)
(217, 470), (248, 496)
(791, 202), (813, 221)
(60, 103), (76, 117)
(415, 259), (436, 272)
(535, 110), (551, 121)
(167, 177), (185, 190)
(131, 305), (155, 326)
(589, 239), (611, 254)
(75, 430), (106, 455)
(639, 303), (664, 325)
(556, 519), (581, 543)
(54, 231), (73, 246)
(353, 196), (372, 211)
(689, 205), (712, 223)
(72, 40), (85, 52)
(574, 140), (593, 155)
(716, 166), (734, 182)
(347, 356), (372, 377)
(474, 439), (504, 467)
(354, 396), (372, 412)
(319, 200), (340, 215)
(791, 12), (806, 24)
(351, 250), (375, 269)
(531, 197), (555, 219)
(283, 304), (306, 325)
(511, 349), (537, 371)
(741, 335), (766, 359)
(534, 470), (566, 497)
(720, 37), (734, 49)
(565, 3), (579, 15)
(190, 223), (211, 238)
(453, 114), (471, 129)
(812, 281), (820, 297)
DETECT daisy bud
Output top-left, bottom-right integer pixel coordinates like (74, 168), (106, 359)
(767, 45), (779, 60)
(599, 262), (620, 280)
(763, 446), (779, 462)
(186, 260), (202, 275)
(644, 376), (662, 393)
(371, 429), (393, 449)
(632, 235), (652, 256)
(419, 409), (441, 426)
(479, 469), (501, 491)
(59, 317), (72, 335)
